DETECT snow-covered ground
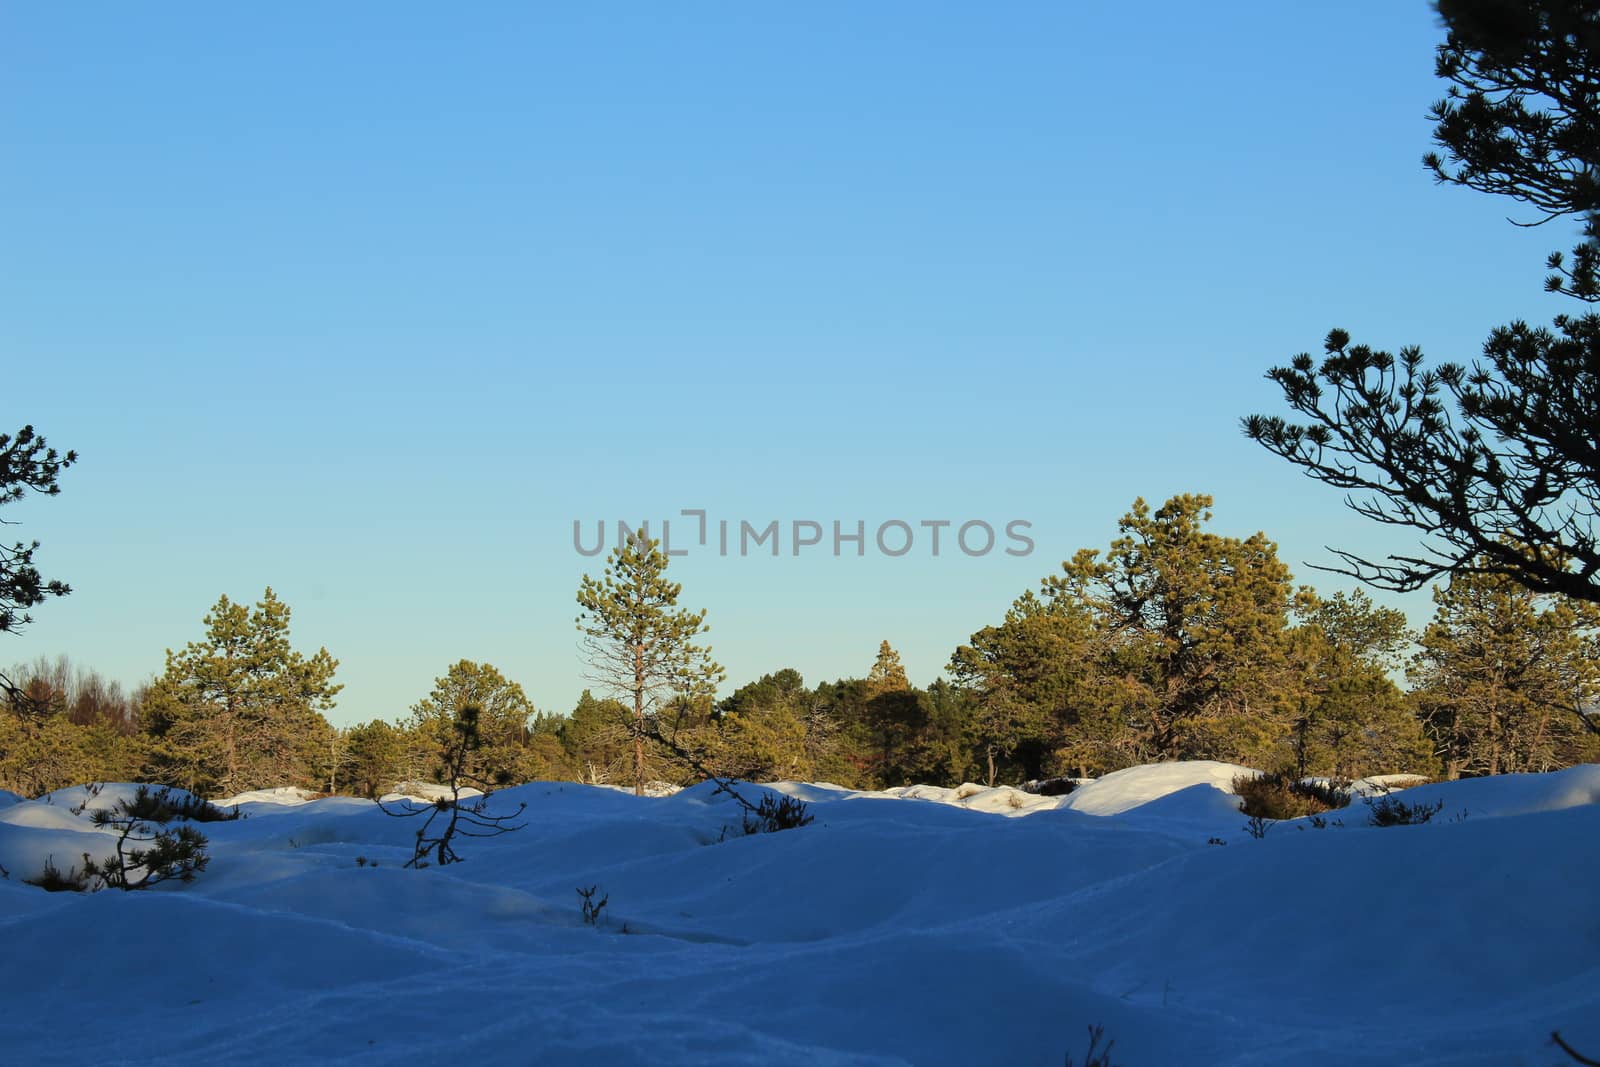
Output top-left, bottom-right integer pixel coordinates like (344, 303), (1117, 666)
(1, 763), (1597, 1065)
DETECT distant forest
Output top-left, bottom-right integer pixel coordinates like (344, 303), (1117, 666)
(5, 492), (1595, 800)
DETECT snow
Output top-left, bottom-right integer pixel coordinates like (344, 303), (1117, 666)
(376, 781), (485, 805)
(1062, 760), (1254, 816)
(883, 781), (1057, 814)
(214, 785), (320, 807)
(1, 764), (1597, 1065)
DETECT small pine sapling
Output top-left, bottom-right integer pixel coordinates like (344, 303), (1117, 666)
(379, 704), (526, 867)
(1365, 794), (1445, 827)
(577, 885), (608, 925)
(23, 853), (94, 892)
(613, 714), (818, 840)
(72, 782), (240, 824)
(1064, 1023), (1120, 1067)
(88, 788), (212, 889)
(740, 793), (815, 835)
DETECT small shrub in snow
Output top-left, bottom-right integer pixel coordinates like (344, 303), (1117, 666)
(26, 786), (219, 892)
(23, 854), (94, 892)
(72, 783), (240, 824)
(1365, 794), (1445, 827)
(88, 803), (210, 890)
(740, 793), (814, 835)
(1206, 837), (1227, 846)
(1063, 1023), (1120, 1067)
(1232, 771), (1350, 820)
(1244, 814), (1272, 839)
(577, 885), (608, 925)
(378, 704), (526, 867)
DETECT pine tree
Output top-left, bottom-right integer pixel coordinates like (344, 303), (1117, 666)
(0, 425), (77, 726)
(865, 641), (910, 696)
(1270, 591), (1433, 779)
(575, 534), (724, 795)
(1410, 561), (1600, 778)
(141, 589), (341, 796)
(406, 660), (543, 788)
(0, 426), (76, 641)
(950, 591), (1110, 783)
(708, 669), (868, 785)
(342, 720), (408, 798)
(1246, 0), (1600, 605)
(379, 704), (526, 868)
(559, 689), (635, 786)
(1046, 495), (1300, 761)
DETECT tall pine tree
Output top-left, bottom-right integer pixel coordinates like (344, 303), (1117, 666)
(141, 589), (341, 796)
(575, 534), (723, 795)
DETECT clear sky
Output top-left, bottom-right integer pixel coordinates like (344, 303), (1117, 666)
(0, 2), (1577, 726)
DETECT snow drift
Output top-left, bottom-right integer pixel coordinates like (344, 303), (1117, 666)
(1, 763), (1596, 1066)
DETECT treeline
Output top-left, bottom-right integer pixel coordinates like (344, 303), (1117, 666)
(4, 494), (1597, 800)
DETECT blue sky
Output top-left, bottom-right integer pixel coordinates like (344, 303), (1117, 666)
(0, 2), (1575, 725)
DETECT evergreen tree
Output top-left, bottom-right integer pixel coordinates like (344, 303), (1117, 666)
(1047, 495), (1300, 761)
(0, 425), (77, 733)
(710, 669), (820, 782)
(865, 641), (910, 696)
(141, 589), (341, 796)
(1308, 670), (1435, 780)
(723, 672), (855, 787)
(575, 534), (723, 795)
(1246, 0), (1600, 605)
(406, 660), (545, 787)
(379, 704), (526, 868)
(1283, 603), (1435, 780)
(950, 591), (1111, 782)
(559, 689), (635, 786)
(1410, 560), (1600, 777)
(1303, 590), (1412, 673)
(856, 642), (927, 786)
(916, 679), (979, 786)
(0, 426), (76, 642)
(809, 677), (880, 788)
(342, 719), (408, 798)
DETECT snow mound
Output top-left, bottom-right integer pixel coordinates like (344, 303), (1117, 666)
(29, 781), (213, 815)
(591, 780), (683, 798)
(1061, 760), (1252, 816)
(883, 781), (1056, 815)
(378, 781), (484, 805)
(214, 786), (320, 807)
(1355, 763), (1600, 820)
(1348, 772), (1432, 796)
(2, 764), (1598, 1064)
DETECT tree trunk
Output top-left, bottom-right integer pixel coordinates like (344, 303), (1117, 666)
(633, 643), (645, 797)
